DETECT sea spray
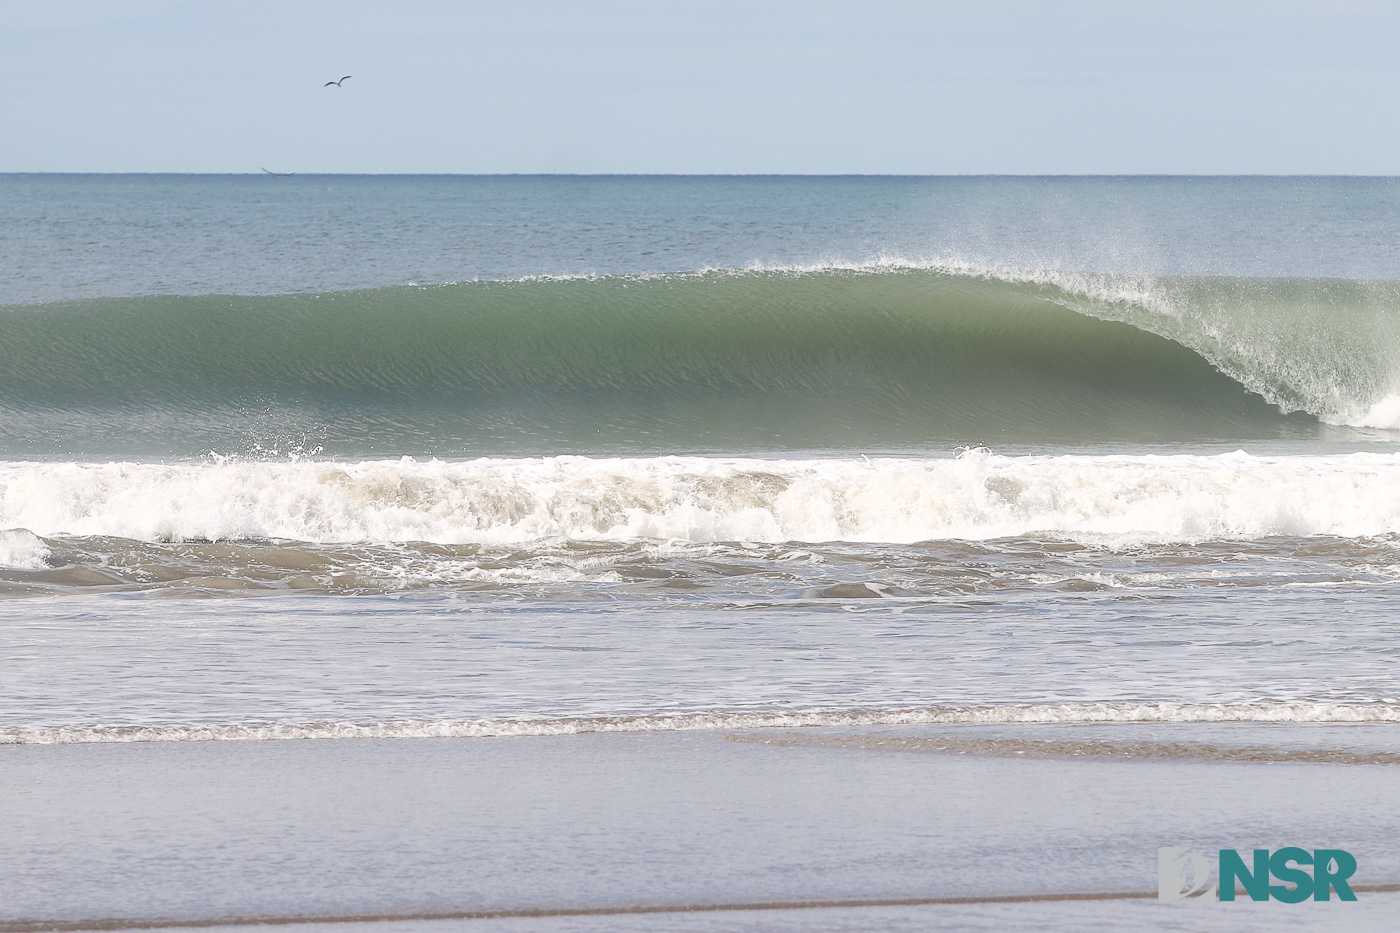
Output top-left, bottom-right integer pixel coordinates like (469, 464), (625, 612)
(9, 267), (1394, 457)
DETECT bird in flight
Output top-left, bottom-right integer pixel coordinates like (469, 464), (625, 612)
(261, 167), (293, 177)
(324, 75), (351, 87)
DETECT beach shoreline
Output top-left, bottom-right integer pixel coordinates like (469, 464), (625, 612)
(4, 726), (1397, 931)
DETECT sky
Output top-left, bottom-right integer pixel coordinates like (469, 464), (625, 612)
(2, 0), (1398, 174)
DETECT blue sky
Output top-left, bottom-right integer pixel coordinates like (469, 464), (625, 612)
(3, 0), (1398, 174)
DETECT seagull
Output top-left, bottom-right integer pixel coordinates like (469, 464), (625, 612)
(261, 167), (293, 177)
(324, 75), (351, 87)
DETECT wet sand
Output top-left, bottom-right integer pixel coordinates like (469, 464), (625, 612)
(3, 724), (1398, 932)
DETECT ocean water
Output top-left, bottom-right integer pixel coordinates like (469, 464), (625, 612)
(3, 175), (1400, 929)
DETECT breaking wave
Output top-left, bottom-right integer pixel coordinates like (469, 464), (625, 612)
(5, 266), (1399, 456)
(6, 451), (1400, 548)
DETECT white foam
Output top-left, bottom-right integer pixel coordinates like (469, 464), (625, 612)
(5, 702), (1397, 745)
(0, 528), (50, 569)
(732, 256), (1180, 310)
(1354, 393), (1400, 430)
(6, 451), (1400, 547)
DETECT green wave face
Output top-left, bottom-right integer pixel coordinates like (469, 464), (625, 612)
(0, 268), (1389, 458)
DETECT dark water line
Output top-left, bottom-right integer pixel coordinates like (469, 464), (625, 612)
(7, 886), (1399, 931)
(728, 732), (1400, 764)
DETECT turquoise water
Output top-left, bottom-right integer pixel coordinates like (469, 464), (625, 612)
(2, 173), (1399, 711)
(1, 178), (1399, 928)
(7, 176), (1400, 458)
(0, 271), (1348, 457)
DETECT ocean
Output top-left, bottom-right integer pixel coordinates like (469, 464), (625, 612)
(2, 175), (1399, 931)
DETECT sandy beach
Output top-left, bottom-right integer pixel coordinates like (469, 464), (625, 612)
(4, 724), (1398, 932)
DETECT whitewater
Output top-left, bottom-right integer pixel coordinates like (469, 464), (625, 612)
(6, 173), (1400, 933)
(2, 174), (1399, 745)
(6, 451), (1400, 550)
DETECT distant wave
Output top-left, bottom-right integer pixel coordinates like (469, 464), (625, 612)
(4, 702), (1398, 744)
(8, 265), (1399, 456)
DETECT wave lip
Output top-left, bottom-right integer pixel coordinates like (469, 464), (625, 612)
(6, 452), (1400, 547)
(6, 702), (1399, 745)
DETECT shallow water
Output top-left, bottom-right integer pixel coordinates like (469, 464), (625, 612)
(3, 728), (1397, 930)
(3, 176), (1399, 929)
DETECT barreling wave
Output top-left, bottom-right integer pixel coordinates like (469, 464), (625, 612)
(5, 702), (1398, 745)
(4, 266), (1397, 456)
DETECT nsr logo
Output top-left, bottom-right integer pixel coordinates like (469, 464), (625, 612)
(1159, 847), (1357, 903)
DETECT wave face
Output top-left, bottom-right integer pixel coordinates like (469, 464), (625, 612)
(7, 266), (1393, 457)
